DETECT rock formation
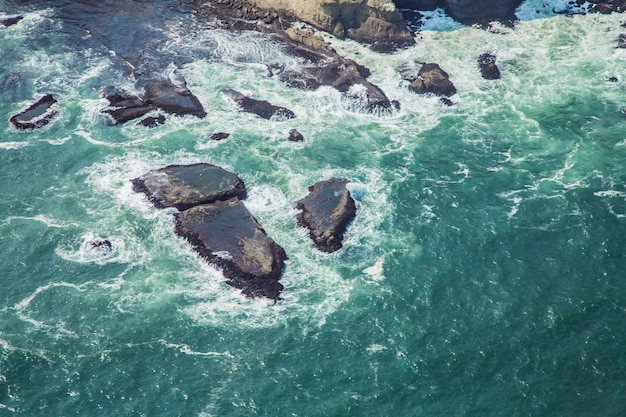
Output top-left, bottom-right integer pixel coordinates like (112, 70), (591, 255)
(222, 88), (295, 120)
(10, 94), (58, 130)
(101, 76), (206, 125)
(133, 163), (286, 300)
(288, 129), (304, 142)
(404, 62), (457, 97)
(174, 198), (286, 299)
(236, 0), (415, 51)
(296, 178), (357, 253)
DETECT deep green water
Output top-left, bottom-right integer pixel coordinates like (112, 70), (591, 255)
(1, 1), (626, 416)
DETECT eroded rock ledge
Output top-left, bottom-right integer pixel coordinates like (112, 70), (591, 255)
(10, 94), (58, 130)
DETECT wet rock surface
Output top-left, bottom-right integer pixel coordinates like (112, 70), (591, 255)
(133, 163), (286, 300)
(10, 94), (58, 130)
(296, 178), (357, 253)
(222, 88), (295, 120)
(209, 132), (230, 141)
(288, 129), (304, 142)
(174, 198), (286, 300)
(131, 163), (246, 211)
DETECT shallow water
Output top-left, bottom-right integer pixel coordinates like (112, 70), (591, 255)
(1, 2), (626, 416)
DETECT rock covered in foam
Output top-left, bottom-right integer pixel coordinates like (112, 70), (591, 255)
(9, 94), (58, 130)
(174, 198), (286, 300)
(296, 178), (357, 253)
(131, 163), (246, 211)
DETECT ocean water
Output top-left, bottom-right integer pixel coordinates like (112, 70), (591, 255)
(1, 1), (626, 416)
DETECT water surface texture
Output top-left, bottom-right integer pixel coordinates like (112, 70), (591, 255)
(1, 1), (626, 415)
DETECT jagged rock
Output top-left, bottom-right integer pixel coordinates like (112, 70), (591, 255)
(209, 132), (230, 141)
(101, 77), (206, 124)
(131, 163), (246, 211)
(288, 129), (304, 142)
(222, 88), (295, 120)
(174, 198), (286, 300)
(408, 63), (457, 97)
(9, 94), (58, 130)
(0, 15), (23, 27)
(618, 33), (626, 48)
(347, 16), (415, 52)
(478, 52), (501, 80)
(296, 178), (356, 253)
(137, 114), (166, 128)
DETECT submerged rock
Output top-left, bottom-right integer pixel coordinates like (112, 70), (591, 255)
(222, 88), (295, 120)
(131, 163), (246, 211)
(101, 77), (206, 125)
(9, 94), (58, 130)
(408, 63), (457, 97)
(174, 198), (286, 300)
(296, 178), (356, 253)
(478, 52), (501, 80)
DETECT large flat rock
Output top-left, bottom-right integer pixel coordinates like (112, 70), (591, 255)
(174, 198), (286, 300)
(131, 163), (246, 211)
(296, 178), (356, 253)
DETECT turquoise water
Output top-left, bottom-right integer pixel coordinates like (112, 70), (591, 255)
(2, 2), (626, 416)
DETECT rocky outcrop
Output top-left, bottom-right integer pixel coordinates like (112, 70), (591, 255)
(404, 62), (457, 97)
(296, 178), (356, 253)
(222, 88), (295, 120)
(83, 237), (113, 257)
(101, 76), (206, 125)
(236, 0), (415, 50)
(137, 114), (166, 128)
(10, 94), (58, 130)
(133, 163), (286, 300)
(478, 52), (500, 80)
(131, 163), (246, 211)
(174, 198), (286, 299)
(209, 132), (230, 141)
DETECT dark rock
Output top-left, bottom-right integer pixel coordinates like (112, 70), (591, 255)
(296, 178), (357, 253)
(440, 97), (454, 106)
(101, 77), (206, 125)
(131, 163), (246, 211)
(209, 132), (230, 141)
(9, 94), (58, 130)
(408, 63), (457, 97)
(84, 237), (113, 257)
(222, 88), (295, 120)
(0, 15), (23, 27)
(608, 76), (619, 82)
(442, 0), (522, 26)
(174, 198), (286, 300)
(288, 129), (304, 142)
(478, 52), (501, 80)
(618, 33), (626, 48)
(137, 114), (166, 128)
